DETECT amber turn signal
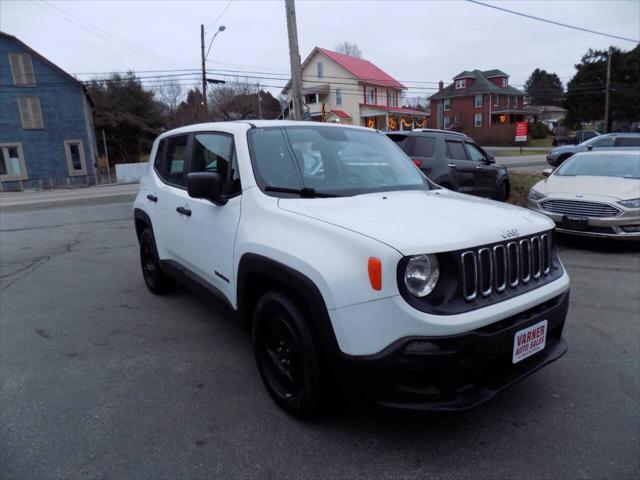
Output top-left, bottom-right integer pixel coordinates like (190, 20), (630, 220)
(368, 257), (382, 290)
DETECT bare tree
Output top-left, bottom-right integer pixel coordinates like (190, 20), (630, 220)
(155, 80), (184, 128)
(208, 78), (260, 120)
(335, 41), (362, 58)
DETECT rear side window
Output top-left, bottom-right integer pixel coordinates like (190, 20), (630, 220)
(410, 136), (436, 157)
(445, 140), (468, 160)
(614, 136), (640, 147)
(155, 135), (189, 187)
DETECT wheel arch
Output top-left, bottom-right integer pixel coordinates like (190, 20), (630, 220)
(133, 208), (153, 242)
(237, 253), (341, 366)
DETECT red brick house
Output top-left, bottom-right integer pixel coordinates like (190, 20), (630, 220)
(429, 69), (527, 143)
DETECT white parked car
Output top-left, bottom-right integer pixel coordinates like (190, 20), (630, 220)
(528, 150), (640, 240)
(133, 121), (570, 417)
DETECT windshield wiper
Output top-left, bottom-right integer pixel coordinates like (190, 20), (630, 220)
(264, 186), (341, 198)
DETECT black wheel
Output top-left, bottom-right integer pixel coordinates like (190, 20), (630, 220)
(139, 228), (176, 294)
(252, 292), (323, 418)
(496, 181), (509, 202)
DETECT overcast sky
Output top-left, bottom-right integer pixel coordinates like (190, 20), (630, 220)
(1, 0), (638, 102)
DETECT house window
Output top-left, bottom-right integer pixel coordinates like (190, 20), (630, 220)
(443, 116), (451, 129)
(512, 96), (517, 108)
(365, 86), (376, 105)
(493, 95), (499, 107)
(388, 91), (397, 107)
(317, 62), (323, 79)
(336, 88), (342, 105)
(474, 95), (482, 108)
(8, 53), (36, 86)
(17, 96), (44, 129)
(0, 143), (28, 181)
(474, 113), (483, 127)
(506, 96), (510, 108)
(454, 113), (461, 123)
(64, 140), (87, 176)
(502, 78), (508, 87)
(455, 79), (466, 89)
(443, 98), (451, 111)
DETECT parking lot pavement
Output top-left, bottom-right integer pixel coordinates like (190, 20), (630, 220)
(1, 200), (638, 480)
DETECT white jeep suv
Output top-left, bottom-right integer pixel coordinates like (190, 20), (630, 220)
(133, 121), (570, 416)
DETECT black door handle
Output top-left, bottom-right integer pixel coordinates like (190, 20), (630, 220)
(176, 206), (192, 216)
(146, 194), (158, 202)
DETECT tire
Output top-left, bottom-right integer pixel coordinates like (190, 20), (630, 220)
(252, 292), (324, 418)
(139, 228), (176, 294)
(496, 181), (509, 202)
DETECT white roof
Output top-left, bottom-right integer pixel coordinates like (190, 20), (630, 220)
(158, 120), (374, 139)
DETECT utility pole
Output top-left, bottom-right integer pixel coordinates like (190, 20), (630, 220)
(603, 47), (612, 133)
(200, 24), (208, 122)
(257, 82), (263, 119)
(284, 0), (303, 120)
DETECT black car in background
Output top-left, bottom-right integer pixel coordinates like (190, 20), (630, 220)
(387, 129), (511, 201)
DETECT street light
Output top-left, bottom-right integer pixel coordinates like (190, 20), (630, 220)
(206, 25), (226, 60)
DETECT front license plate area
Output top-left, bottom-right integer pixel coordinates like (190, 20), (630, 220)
(561, 214), (588, 231)
(513, 320), (548, 364)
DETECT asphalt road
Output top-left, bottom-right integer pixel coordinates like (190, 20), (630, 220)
(1, 199), (638, 480)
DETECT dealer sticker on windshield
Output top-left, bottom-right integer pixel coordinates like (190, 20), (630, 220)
(512, 320), (548, 364)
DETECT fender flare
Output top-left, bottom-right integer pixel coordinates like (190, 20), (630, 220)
(236, 253), (341, 365)
(133, 208), (153, 242)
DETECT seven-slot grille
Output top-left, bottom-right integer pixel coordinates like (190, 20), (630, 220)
(460, 233), (552, 302)
(540, 199), (621, 218)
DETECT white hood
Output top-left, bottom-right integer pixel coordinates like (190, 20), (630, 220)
(278, 189), (554, 255)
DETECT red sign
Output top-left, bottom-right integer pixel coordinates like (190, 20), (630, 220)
(515, 122), (528, 142)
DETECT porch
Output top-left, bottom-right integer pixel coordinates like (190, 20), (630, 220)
(490, 108), (529, 125)
(360, 105), (429, 131)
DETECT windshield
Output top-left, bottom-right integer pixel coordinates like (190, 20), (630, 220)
(247, 125), (429, 196)
(555, 153), (640, 179)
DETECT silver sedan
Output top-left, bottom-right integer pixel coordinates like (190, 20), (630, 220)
(527, 150), (640, 240)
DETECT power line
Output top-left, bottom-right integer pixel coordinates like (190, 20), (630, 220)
(466, 0), (640, 43)
(206, 0), (234, 30)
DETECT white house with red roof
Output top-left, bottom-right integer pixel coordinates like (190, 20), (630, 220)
(282, 47), (427, 130)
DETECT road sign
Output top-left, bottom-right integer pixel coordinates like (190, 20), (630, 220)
(515, 122), (528, 142)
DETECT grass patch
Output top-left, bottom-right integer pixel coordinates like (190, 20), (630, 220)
(509, 172), (544, 207)
(494, 149), (548, 157)
(529, 136), (553, 148)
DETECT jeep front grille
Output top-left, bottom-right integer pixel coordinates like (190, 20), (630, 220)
(460, 233), (552, 302)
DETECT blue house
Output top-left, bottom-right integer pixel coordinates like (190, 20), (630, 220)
(0, 31), (97, 191)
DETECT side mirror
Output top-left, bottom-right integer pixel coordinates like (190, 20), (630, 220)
(486, 154), (495, 164)
(187, 172), (227, 205)
(586, 145), (594, 151)
(542, 168), (553, 177)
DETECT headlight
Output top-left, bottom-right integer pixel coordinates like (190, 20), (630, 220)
(404, 254), (439, 297)
(619, 198), (640, 208)
(528, 188), (545, 201)
(548, 150), (558, 156)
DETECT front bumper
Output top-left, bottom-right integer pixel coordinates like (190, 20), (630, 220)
(527, 200), (640, 240)
(338, 290), (569, 411)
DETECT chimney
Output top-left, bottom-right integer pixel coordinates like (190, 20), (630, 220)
(438, 80), (444, 93)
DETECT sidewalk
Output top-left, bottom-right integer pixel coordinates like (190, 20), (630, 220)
(0, 183), (139, 211)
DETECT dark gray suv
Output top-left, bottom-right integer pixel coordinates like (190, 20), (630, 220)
(387, 129), (511, 201)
